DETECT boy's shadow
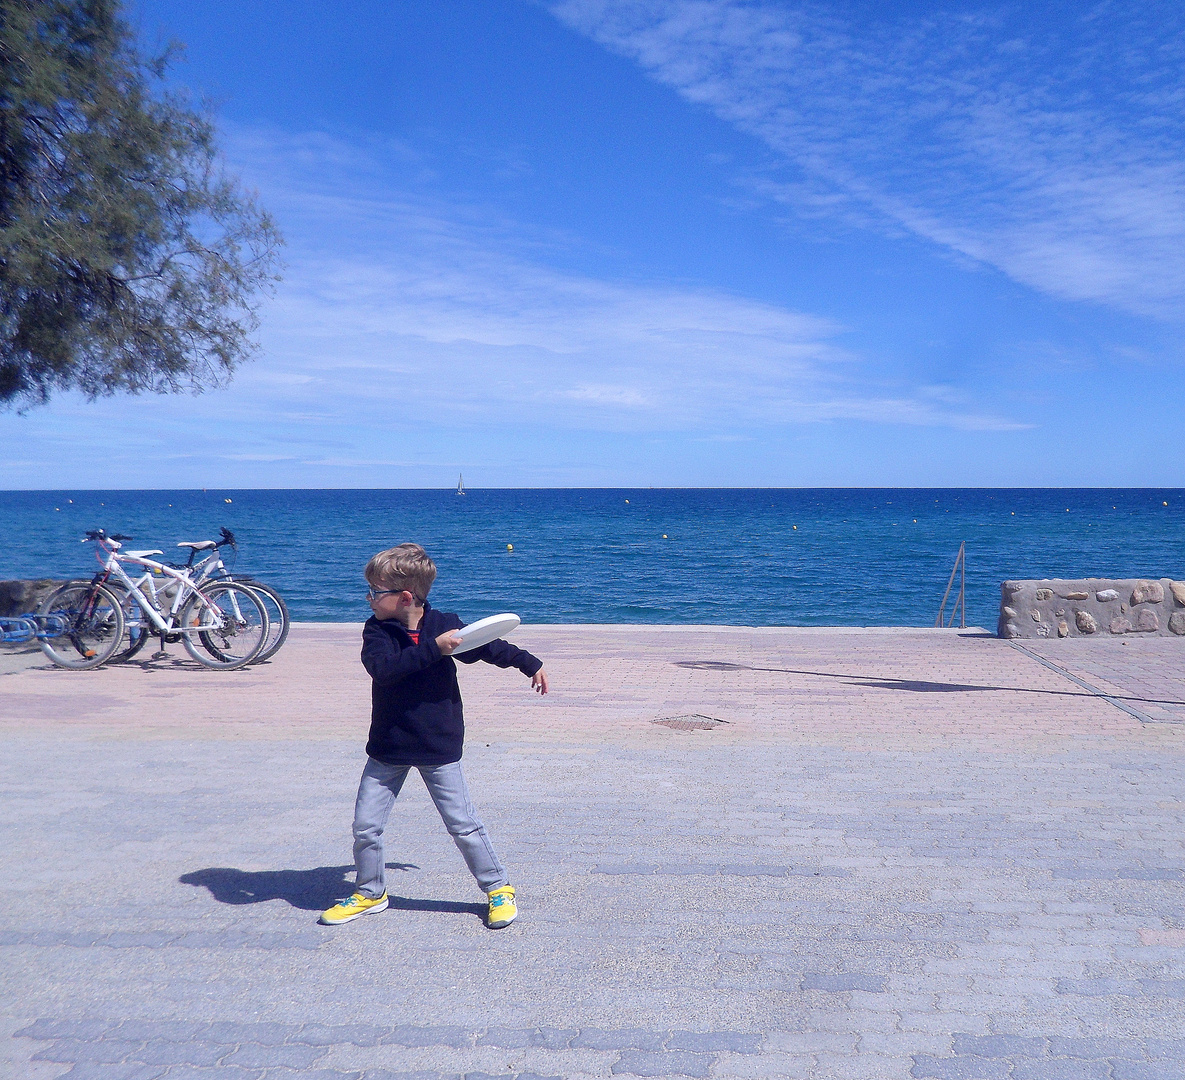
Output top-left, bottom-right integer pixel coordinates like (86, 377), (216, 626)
(178, 864), (486, 919)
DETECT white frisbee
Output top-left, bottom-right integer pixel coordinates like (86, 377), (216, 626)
(452, 613), (521, 654)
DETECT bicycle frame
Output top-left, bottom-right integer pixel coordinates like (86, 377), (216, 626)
(89, 536), (238, 638)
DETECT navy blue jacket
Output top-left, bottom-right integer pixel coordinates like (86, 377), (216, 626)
(361, 602), (543, 767)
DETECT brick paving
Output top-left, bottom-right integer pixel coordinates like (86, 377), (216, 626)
(1, 624), (1184, 1079)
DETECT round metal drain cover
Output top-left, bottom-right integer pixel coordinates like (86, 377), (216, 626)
(652, 714), (730, 731)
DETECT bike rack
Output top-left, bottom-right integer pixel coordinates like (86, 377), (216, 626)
(1, 614), (73, 643)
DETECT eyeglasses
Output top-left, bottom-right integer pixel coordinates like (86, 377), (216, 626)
(366, 586), (420, 603)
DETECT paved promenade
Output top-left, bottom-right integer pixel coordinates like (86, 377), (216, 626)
(2, 624), (1184, 1080)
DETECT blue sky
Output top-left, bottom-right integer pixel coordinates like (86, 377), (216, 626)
(4, 0), (1184, 487)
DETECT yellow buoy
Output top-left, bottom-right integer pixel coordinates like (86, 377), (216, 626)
(913, 519), (917, 523)
(662, 534), (668, 539)
(54, 507), (60, 511)
(225, 498), (232, 503)
(1165, 501), (1169, 506)
(507, 544), (513, 551)
(625, 499), (629, 504)
(793, 525), (797, 530)
(67, 499), (72, 504)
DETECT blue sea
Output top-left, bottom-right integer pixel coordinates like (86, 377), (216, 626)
(1, 489), (1181, 627)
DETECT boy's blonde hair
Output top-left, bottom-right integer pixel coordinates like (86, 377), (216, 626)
(365, 543), (436, 601)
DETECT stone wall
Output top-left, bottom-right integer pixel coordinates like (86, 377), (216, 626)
(999, 578), (1185, 639)
(0, 580), (67, 619)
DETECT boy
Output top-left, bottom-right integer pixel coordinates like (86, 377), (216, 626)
(320, 543), (547, 930)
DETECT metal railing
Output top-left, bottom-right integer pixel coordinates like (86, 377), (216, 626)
(935, 541), (966, 628)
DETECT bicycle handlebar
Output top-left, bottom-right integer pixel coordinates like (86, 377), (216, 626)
(82, 529), (133, 544)
(218, 527), (237, 548)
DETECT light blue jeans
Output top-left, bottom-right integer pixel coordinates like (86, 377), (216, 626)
(352, 757), (509, 898)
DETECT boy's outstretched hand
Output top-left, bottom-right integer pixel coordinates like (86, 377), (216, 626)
(531, 669), (549, 695)
(435, 631), (463, 655)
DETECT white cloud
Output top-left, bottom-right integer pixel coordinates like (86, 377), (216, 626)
(547, 0), (1185, 319)
(224, 128), (1025, 435)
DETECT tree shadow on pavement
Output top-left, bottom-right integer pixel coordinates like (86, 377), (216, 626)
(179, 863), (418, 911)
(673, 660), (1185, 705)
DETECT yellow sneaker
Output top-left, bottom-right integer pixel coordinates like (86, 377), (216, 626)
(487, 885), (517, 928)
(319, 891), (388, 925)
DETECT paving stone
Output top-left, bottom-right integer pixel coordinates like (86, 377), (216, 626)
(116, 1019), (211, 1042)
(474, 1028), (534, 1049)
(1012, 1060), (1112, 1080)
(382, 1026), (473, 1049)
(360, 1072), (461, 1080)
(131, 1042), (236, 1066)
(292, 1024), (391, 1047)
(951, 1034), (1048, 1058)
(1110, 1062), (1185, 1080)
(203, 1021), (299, 1046)
(1047, 1035), (1145, 1059)
(31, 1039), (143, 1063)
(911, 1055), (1012, 1079)
(52, 1065), (168, 1080)
(802, 973), (888, 993)
(16, 1018), (118, 1041)
(666, 1030), (763, 1053)
(571, 1028), (668, 1051)
(155, 1069), (266, 1079)
(222, 1044), (329, 1068)
(257, 1070), (364, 1080)
(611, 1049), (715, 1077)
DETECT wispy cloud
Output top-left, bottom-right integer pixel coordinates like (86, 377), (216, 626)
(547, 0), (1185, 319)
(227, 128), (1025, 434)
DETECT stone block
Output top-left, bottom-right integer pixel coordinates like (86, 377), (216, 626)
(911, 1055), (1011, 1079)
(1057, 620), (1069, 637)
(1131, 581), (1165, 604)
(221, 1043), (326, 1068)
(1111, 1063), (1185, 1080)
(1169, 612), (1185, 635)
(802, 972), (888, 992)
(951, 1034), (1046, 1058)
(1172, 581), (1185, 605)
(1097, 589), (1120, 602)
(32, 1039), (142, 1063)
(666, 1031), (763, 1053)
(45, 1066), (167, 1080)
(1076, 611), (1098, 634)
(1013, 1060), (1110, 1080)
(1035, 589), (1053, 601)
(1110, 617), (1132, 634)
(612, 1050), (714, 1077)
(1136, 609), (1160, 632)
(571, 1028), (667, 1051)
(382, 1025), (471, 1049)
(0, 579), (65, 617)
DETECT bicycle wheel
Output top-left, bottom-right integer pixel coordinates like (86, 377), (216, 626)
(235, 579), (290, 662)
(37, 582), (125, 669)
(107, 586), (154, 664)
(181, 582), (269, 670)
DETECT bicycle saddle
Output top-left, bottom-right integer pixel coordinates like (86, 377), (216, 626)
(177, 541), (217, 550)
(125, 549), (164, 558)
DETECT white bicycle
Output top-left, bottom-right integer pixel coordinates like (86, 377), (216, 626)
(39, 531), (269, 671)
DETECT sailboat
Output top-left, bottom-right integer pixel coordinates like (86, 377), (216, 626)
(456, 473), (466, 496)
